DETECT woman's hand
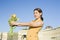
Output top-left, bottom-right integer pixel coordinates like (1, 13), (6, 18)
(10, 21), (19, 26)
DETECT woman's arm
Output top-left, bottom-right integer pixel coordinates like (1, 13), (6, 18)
(29, 21), (43, 27)
(11, 21), (43, 27)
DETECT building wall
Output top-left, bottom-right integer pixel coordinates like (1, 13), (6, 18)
(0, 27), (60, 40)
(38, 28), (60, 40)
(2, 32), (7, 40)
(0, 32), (2, 40)
(18, 30), (28, 40)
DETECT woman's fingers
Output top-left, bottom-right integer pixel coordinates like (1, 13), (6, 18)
(10, 21), (19, 26)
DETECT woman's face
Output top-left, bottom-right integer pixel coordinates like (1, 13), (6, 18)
(34, 10), (41, 19)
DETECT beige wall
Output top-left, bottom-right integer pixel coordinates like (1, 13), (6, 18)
(0, 32), (2, 40)
(2, 32), (7, 40)
(0, 27), (60, 40)
(38, 28), (60, 40)
(18, 30), (28, 40)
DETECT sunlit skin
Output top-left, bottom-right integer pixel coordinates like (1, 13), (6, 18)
(10, 10), (43, 40)
(34, 10), (41, 19)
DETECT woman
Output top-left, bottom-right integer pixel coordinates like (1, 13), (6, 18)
(11, 8), (44, 40)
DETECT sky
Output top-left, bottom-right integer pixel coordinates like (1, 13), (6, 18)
(0, 0), (60, 32)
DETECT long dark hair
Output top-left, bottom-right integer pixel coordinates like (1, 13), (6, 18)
(34, 8), (43, 21)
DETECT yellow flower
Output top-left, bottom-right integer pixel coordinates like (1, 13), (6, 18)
(12, 14), (16, 17)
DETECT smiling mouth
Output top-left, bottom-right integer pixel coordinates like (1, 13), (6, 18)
(34, 16), (37, 18)
(34, 15), (37, 17)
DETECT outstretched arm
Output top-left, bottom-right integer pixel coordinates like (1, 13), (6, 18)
(11, 21), (43, 27)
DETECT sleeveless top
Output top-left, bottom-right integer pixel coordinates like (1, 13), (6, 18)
(29, 19), (42, 33)
(26, 19), (43, 40)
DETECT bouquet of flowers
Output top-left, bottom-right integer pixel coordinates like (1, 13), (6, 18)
(8, 14), (18, 36)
